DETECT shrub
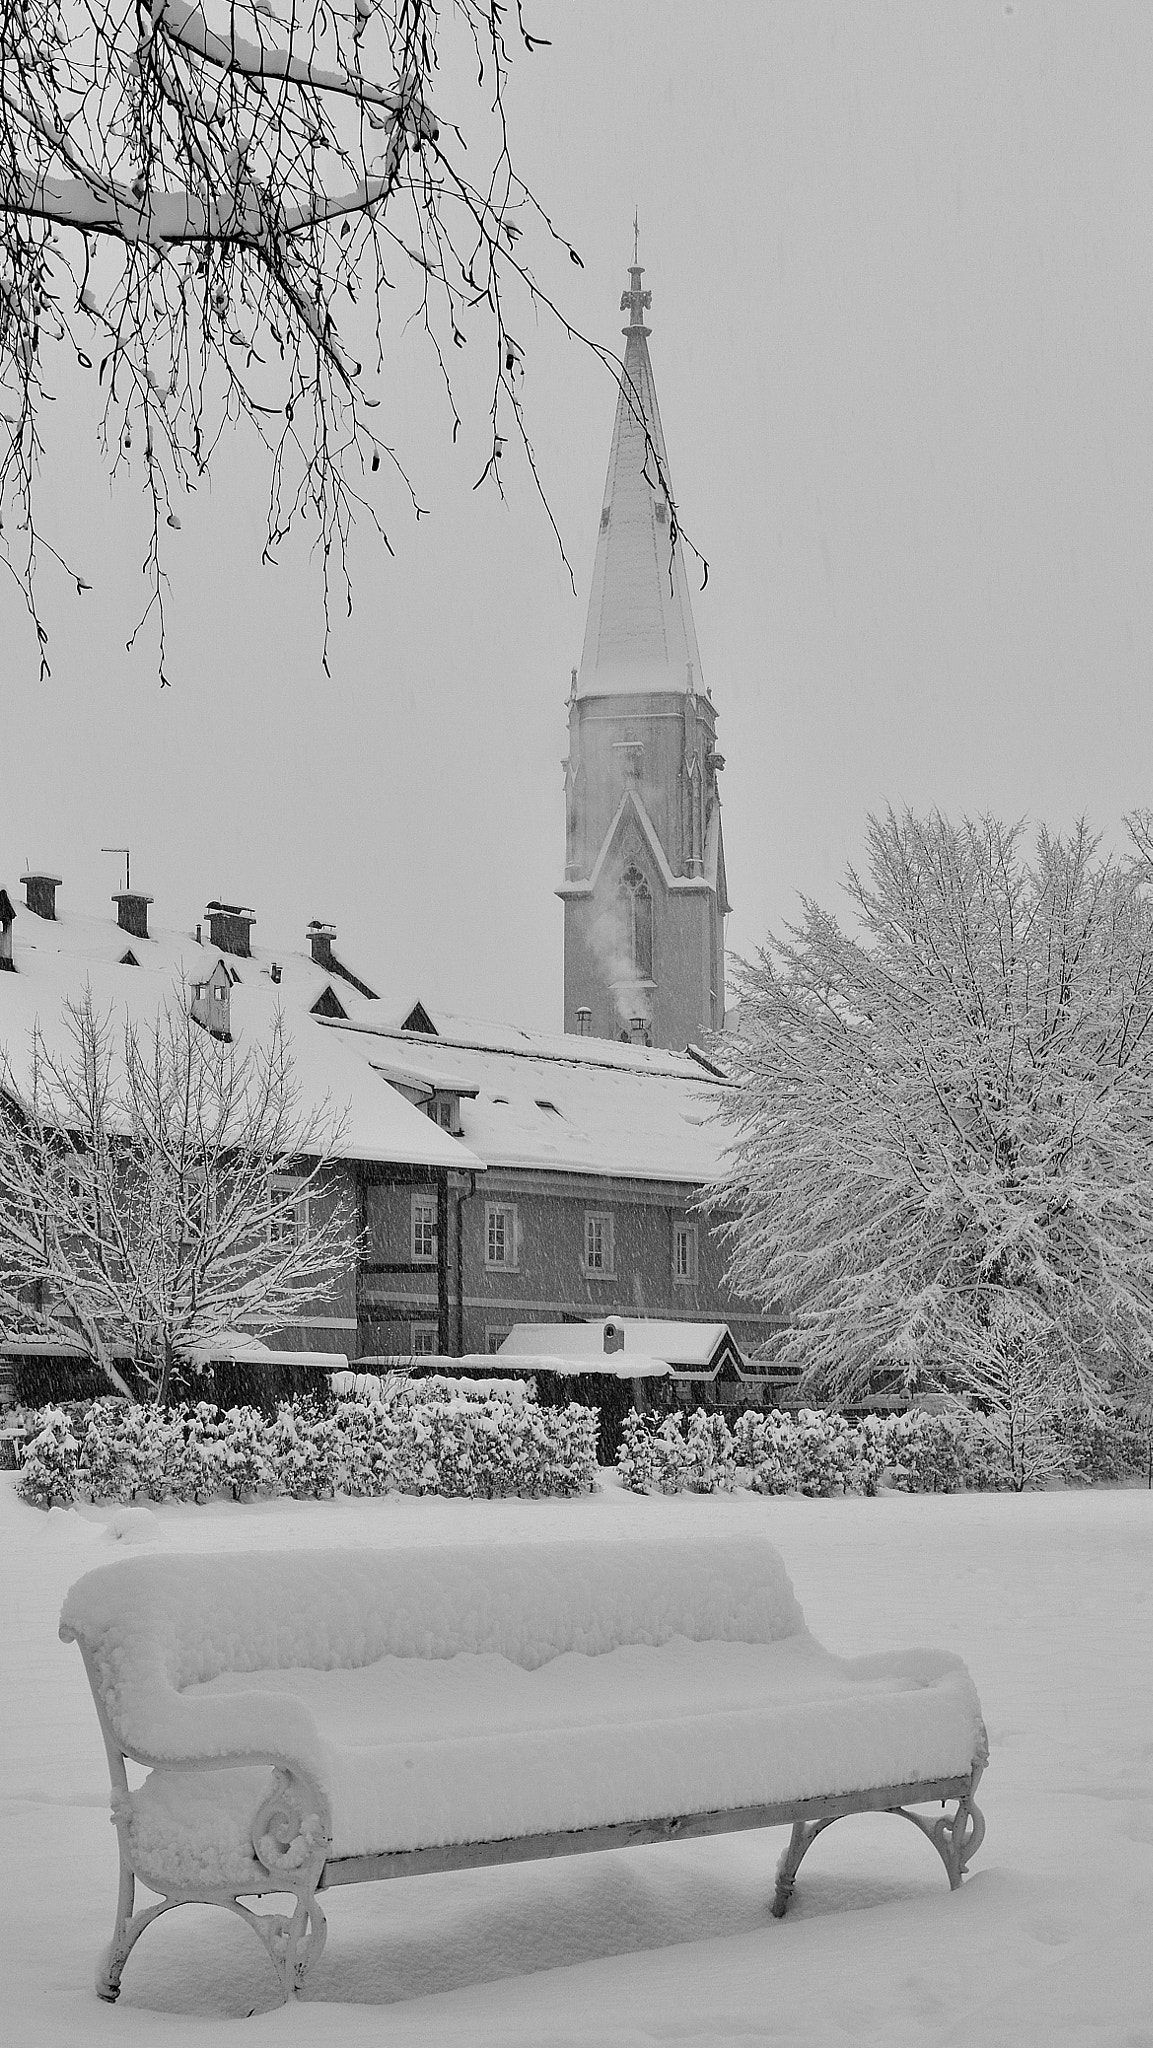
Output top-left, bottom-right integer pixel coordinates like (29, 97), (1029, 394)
(737, 1412), (802, 1495)
(217, 1406), (276, 1501)
(682, 1411), (737, 1493)
(15, 1406), (82, 1509)
(268, 1401), (338, 1499)
(166, 1403), (229, 1504)
(882, 1409), (974, 1494)
(617, 1413), (689, 1495)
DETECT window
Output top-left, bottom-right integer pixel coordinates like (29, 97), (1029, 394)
(584, 1211), (614, 1276)
(673, 1221), (698, 1285)
(411, 1194), (437, 1264)
(485, 1202), (518, 1270)
(618, 865), (653, 981)
(410, 1323), (438, 1357)
(269, 1174), (308, 1246)
(425, 1095), (458, 1132)
(485, 1327), (511, 1355)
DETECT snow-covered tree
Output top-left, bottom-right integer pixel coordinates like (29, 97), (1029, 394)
(0, 985), (359, 1400)
(713, 811), (1153, 1426)
(0, 1), (587, 672)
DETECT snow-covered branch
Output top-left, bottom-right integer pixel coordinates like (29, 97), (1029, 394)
(0, 984), (361, 1401)
(711, 810), (1153, 1428)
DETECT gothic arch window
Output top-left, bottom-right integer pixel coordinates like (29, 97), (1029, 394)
(618, 865), (653, 981)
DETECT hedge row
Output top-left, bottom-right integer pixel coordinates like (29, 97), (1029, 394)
(15, 1386), (599, 1510)
(617, 1403), (1144, 1496)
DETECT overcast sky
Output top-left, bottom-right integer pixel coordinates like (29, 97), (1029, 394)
(4, 2), (1152, 1030)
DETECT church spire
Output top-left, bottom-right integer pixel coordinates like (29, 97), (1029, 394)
(575, 253), (704, 698)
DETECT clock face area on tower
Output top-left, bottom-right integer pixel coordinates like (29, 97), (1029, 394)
(558, 260), (729, 1051)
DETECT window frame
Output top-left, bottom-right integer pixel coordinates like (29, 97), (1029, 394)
(673, 1220), (699, 1285)
(410, 1192), (438, 1265)
(409, 1322), (438, 1358)
(268, 1173), (309, 1248)
(583, 1210), (615, 1277)
(484, 1201), (519, 1271)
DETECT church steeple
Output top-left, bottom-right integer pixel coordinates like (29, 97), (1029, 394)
(559, 254), (730, 1051)
(576, 254), (704, 698)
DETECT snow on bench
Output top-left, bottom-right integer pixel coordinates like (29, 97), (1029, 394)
(60, 1534), (988, 2004)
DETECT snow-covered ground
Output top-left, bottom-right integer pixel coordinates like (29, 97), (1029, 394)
(4, 1472), (1150, 2046)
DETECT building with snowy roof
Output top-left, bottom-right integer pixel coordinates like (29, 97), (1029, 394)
(0, 872), (777, 1388)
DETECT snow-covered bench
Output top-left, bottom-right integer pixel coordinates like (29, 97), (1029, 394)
(60, 1535), (988, 2005)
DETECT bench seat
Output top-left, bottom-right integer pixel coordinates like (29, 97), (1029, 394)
(129, 1634), (982, 1886)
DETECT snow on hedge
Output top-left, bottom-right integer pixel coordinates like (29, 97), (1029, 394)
(16, 1387), (597, 1510)
(59, 1536), (986, 1863)
(616, 1403), (1142, 1496)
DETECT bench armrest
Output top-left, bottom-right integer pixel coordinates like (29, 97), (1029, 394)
(61, 1621), (326, 1782)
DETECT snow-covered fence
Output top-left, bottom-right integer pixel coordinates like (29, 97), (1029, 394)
(14, 1387), (598, 1510)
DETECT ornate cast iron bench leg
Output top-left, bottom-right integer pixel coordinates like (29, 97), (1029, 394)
(97, 1762), (330, 2004)
(892, 1769), (986, 1891)
(771, 1817), (836, 1918)
(771, 1769), (987, 1920)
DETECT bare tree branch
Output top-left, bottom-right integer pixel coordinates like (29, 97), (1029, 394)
(0, 981), (361, 1401)
(0, 0), (604, 677)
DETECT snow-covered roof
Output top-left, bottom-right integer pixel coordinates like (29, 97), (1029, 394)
(345, 1348), (669, 1381)
(184, 1332), (346, 1371)
(499, 1319), (740, 1378)
(0, 900), (482, 1174)
(327, 1015), (731, 1184)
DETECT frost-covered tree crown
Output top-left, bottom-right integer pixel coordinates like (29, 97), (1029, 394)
(714, 810), (1153, 1415)
(0, 1), (586, 673)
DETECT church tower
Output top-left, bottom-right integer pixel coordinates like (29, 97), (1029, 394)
(559, 258), (729, 1049)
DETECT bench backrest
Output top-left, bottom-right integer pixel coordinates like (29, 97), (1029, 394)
(61, 1534), (806, 1703)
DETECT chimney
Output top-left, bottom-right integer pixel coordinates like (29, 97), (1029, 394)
(205, 900), (255, 958)
(0, 887), (15, 971)
(20, 872), (62, 921)
(112, 891), (153, 941)
(307, 919), (337, 971)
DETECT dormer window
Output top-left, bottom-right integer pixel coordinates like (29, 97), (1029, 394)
(425, 1092), (461, 1135)
(190, 962), (232, 1042)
